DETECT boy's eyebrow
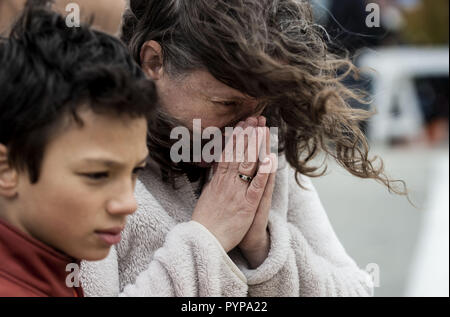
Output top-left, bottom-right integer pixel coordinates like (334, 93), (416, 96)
(136, 156), (149, 166)
(81, 155), (149, 167)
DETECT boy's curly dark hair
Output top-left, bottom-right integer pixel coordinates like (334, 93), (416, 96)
(0, 2), (157, 183)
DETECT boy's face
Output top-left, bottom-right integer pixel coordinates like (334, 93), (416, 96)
(13, 109), (149, 261)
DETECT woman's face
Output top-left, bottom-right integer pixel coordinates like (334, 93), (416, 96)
(141, 41), (263, 167)
(156, 69), (260, 132)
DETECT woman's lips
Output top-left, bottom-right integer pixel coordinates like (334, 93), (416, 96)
(95, 228), (124, 245)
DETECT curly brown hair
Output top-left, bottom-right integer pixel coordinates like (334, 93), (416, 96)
(122, 0), (407, 195)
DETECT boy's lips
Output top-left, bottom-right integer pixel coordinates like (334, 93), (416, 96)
(95, 227), (125, 245)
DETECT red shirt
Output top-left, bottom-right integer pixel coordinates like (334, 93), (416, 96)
(0, 218), (84, 297)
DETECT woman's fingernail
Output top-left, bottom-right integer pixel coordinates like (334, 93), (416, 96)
(246, 117), (258, 127)
(259, 116), (267, 126)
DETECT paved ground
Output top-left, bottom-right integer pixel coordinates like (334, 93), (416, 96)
(310, 144), (449, 297)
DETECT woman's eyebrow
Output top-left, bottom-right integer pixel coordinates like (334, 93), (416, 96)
(210, 95), (243, 100)
(210, 95), (252, 102)
(201, 88), (250, 101)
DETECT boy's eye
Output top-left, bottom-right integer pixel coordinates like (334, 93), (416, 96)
(82, 172), (109, 180)
(132, 167), (145, 176)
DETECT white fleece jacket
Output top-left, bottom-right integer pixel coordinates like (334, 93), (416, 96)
(80, 156), (373, 297)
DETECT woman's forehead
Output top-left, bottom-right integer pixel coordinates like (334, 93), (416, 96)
(184, 70), (252, 100)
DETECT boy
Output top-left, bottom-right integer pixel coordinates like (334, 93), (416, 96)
(1, 0), (126, 35)
(0, 4), (156, 296)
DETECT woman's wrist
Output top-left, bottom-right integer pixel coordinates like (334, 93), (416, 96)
(240, 231), (271, 269)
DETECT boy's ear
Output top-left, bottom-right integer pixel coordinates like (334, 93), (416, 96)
(0, 144), (19, 198)
(140, 40), (164, 80)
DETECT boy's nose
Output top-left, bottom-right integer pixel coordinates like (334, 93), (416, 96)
(106, 186), (138, 216)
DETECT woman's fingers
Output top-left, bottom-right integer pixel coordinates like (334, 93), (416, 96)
(255, 115), (271, 165)
(218, 121), (245, 174)
(246, 157), (272, 205)
(254, 154), (278, 224)
(193, 117), (274, 253)
(258, 116), (267, 128)
(265, 126), (271, 160)
(237, 127), (265, 180)
(238, 154), (277, 256)
(246, 117), (259, 127)
(228, 123), (251, 174)
(228, 117), (257, 174)
(219, 116), (266, 181)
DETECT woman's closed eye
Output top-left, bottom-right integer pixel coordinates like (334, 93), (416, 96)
(212, 100), (241, 108)
(220, 101), (239, 107)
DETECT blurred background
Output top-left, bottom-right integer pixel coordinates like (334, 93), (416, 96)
(310, 0), (449, 297)
(1, 0), (449, 297)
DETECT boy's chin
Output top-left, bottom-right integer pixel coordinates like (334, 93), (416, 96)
(71, 244), (112, 262)
(79, 249), (111, 262)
